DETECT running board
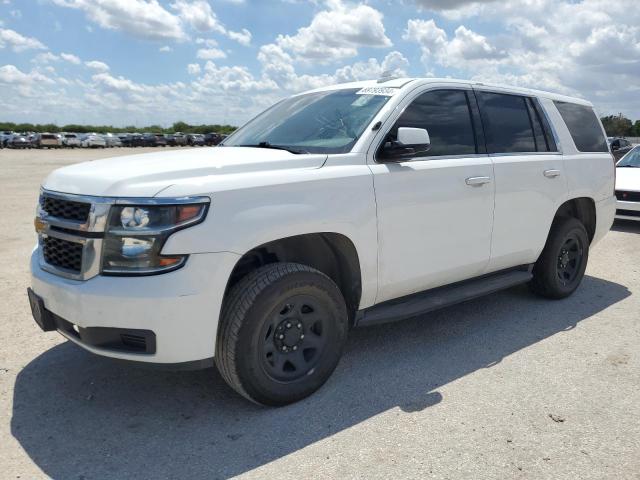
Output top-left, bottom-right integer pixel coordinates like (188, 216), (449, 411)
(356, 267), (533, 327)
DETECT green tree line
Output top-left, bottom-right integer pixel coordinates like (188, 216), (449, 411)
(600, 115), (640, 137)
(0, 121), (237, 135)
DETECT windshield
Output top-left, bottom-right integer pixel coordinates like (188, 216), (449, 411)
(618, 146), (640, 167)
(223, 88), (393, 154)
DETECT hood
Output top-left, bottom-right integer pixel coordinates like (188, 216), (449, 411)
(42, 147), (328, 197)
(616, 166), (640, 192)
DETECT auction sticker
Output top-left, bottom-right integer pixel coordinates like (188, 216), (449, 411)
(355, 87), (397, 96)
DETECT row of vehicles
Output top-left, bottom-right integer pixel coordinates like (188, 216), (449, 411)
(0, 131), (226, 149)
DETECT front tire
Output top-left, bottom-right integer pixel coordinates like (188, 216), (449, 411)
(216, 263), (348, 406)
(529, 217), (589, 299)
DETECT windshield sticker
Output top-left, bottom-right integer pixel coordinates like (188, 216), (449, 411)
(355, 87), (397, 96)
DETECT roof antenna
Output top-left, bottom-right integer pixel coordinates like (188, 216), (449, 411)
(377, 70), (398, 83)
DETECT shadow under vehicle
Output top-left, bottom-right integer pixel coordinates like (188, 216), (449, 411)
(12, 276), (630, 479)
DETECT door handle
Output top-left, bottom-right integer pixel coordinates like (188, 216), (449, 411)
(465, 176), (492, 186)
(544, 169), (561, 178)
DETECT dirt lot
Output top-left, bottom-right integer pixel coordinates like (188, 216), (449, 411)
(1, 147), (639, 479)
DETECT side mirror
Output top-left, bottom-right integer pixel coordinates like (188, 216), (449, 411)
(380, 127), (431, 161)
(397, 127), (430, 147)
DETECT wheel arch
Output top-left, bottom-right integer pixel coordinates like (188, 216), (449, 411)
(553, 197), (596, 243)
(223, 232), (363, 326)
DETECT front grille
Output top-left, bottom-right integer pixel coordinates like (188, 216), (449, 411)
(617, 209), (640, 218)
(615, 190), (640, 202)
(41, 195), (91, 222)
(42, 236), (83, 272)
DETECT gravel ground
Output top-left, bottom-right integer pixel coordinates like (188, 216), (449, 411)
(1, 147), (639, 480)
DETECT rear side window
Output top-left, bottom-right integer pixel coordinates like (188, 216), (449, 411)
(553, 101), (608, 152)
(478, 92), (536, 153)
(384, 89), (477, 157)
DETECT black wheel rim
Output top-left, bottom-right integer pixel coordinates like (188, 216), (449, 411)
(259, 294), (328, 382)
(556, 232), (584, 286)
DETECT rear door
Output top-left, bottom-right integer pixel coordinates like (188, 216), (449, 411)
(475, 89), (568, 272)
(370, 87), (495, 303)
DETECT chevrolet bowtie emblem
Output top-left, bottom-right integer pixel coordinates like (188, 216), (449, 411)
(34, 217), (46, 234)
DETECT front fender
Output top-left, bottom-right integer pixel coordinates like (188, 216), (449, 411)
(161, 165), (378, 308)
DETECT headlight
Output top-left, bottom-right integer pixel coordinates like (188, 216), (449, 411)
(101, 198), (209, 275)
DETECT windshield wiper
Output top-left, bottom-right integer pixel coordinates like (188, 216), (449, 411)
(617, 165), (640, 168)
(239, 141), (308, 154)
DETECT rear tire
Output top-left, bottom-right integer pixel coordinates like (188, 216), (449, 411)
(529, 217), (589, 299)
(215, 263), (348, 406)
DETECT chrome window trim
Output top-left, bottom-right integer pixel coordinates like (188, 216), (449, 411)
(36, 189), (210, 280)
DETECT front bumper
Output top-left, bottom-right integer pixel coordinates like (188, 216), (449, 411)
(30, 250), (240, 364)
(615, 199), (640, 221)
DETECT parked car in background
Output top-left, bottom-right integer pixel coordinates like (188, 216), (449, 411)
(165, 134), (177, 146)
(103, 133), (122, 148)
(116, 133), (130, 146)
(153, 133), (167, 147)
(172, 132), (187, 146)
(0, 131), (15, 147)
(608, 137), (634, 161)
(615, 145), (640, 221)
(29, 78), (615, 406)
(62, 133), (81, 148)
(186, 133), (205, 146)
(80, 133), (106, 148)
(139, 133), (156, 147)
(8, 133), (32, 148)
(38, 133), (63, 149)
(204, 132), (223, 146)
(127, 134), (145, 147)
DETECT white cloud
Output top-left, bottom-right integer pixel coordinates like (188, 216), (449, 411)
(159, 45), (172, 52)
(85, 60), (110, 72)
(33, 52), (60, 64)
(413, 0), (498, 12)
(334, 51), (410, 82)
(0, 28), (46, 52)
(196, 47), (226, 60)
(187, 63), (201, 75)
(0, 64), (54, 98)
(272, 0), (392, 62)
(170, 0), (225, 33)
(51, 0), (186, 40)
(403, 19), (504, 68)
(60, 52), (81, 64)
(227, 28), (251, 46)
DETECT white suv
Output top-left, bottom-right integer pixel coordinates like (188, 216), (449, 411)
(28, 78), (615, 405)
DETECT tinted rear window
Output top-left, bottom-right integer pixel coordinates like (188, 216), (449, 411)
(478, 92), (536, 153)
(554, 101), (608, 152)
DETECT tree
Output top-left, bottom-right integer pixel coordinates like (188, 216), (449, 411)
(600, 114), (633, 137)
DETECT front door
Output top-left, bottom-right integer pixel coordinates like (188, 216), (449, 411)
(369, 88), (495, 303)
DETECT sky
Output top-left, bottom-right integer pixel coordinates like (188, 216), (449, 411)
(0, 0), (639, 127)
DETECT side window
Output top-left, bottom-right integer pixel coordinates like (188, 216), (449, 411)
(383, 89), (477, 158)
(553, 101), (608, 152)
(477, 92), (536, 153)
